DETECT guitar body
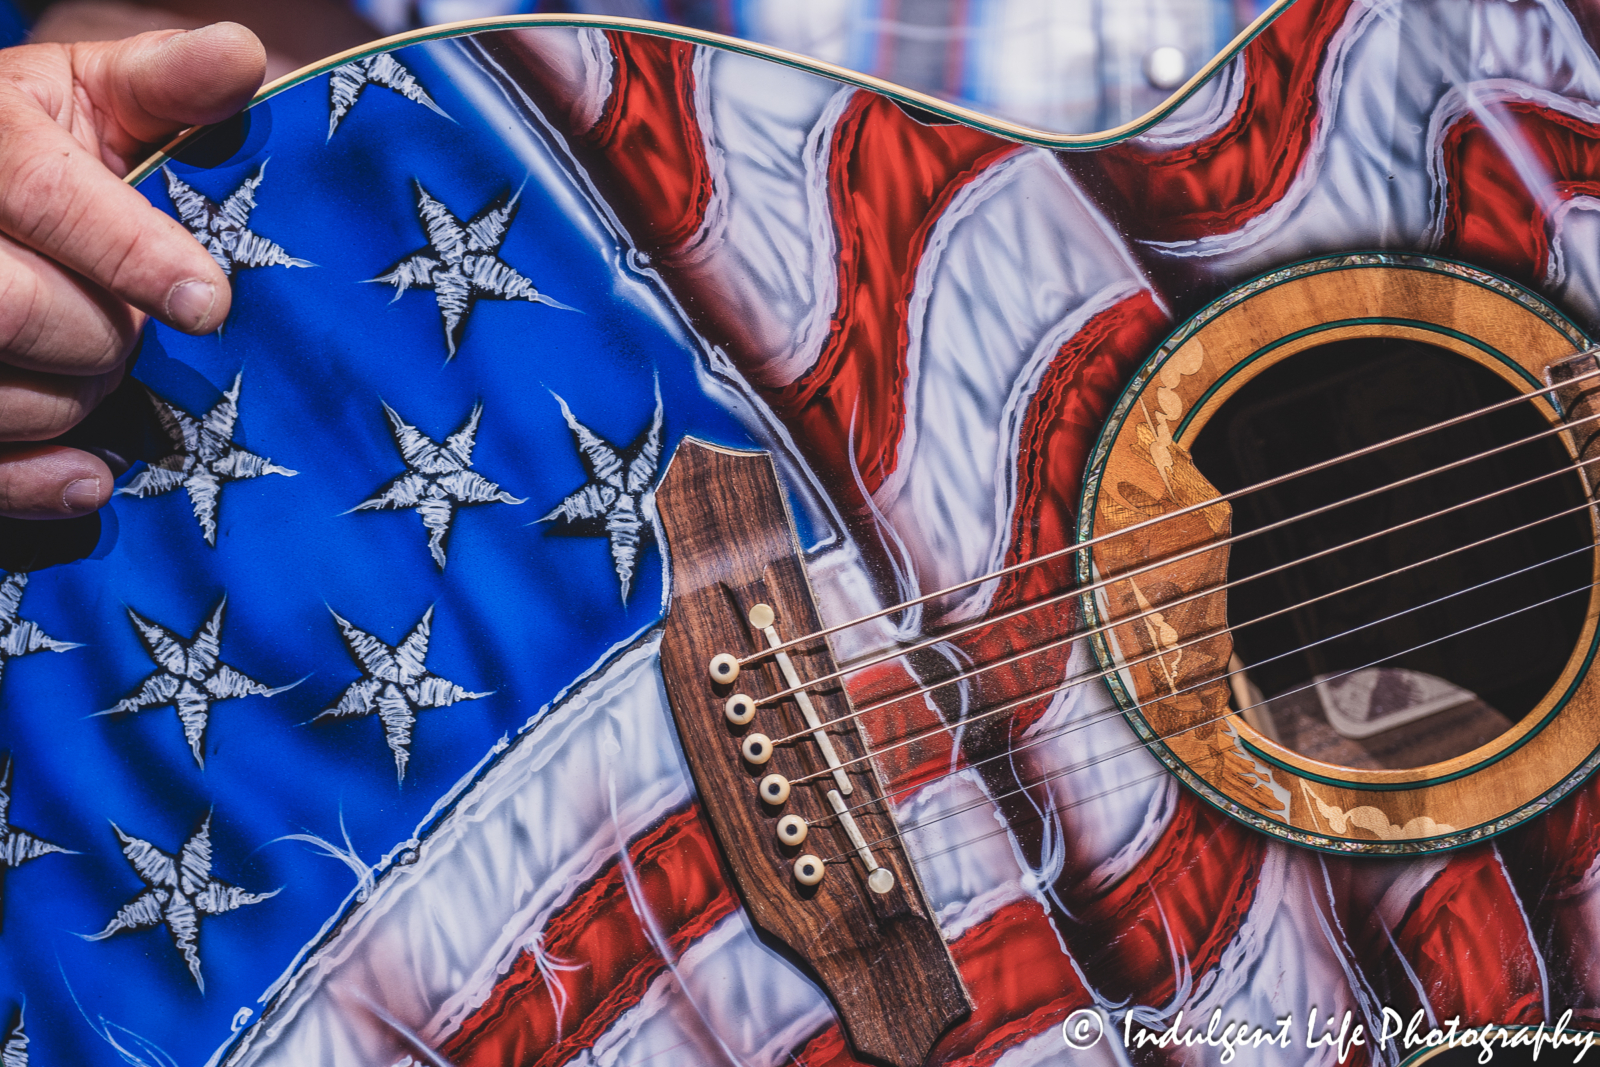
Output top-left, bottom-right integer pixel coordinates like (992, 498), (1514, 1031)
(6, 3), (1600, 1063)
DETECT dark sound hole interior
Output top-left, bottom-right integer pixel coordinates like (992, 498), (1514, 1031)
(1188, 337), (1593, 770)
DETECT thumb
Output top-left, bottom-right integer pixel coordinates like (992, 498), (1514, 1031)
(87, 23), (267, 150)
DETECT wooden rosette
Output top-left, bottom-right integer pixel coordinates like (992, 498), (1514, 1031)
(1078, 254), (1600, 854)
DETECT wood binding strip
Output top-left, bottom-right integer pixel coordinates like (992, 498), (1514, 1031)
(655, 437), (970, 1067)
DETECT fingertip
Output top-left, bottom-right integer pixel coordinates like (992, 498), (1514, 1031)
(164, 276), (228, 334)
(161, 23), (267, 113)
(0, 444), (112, 519)
(62, 474), (105, 512)
(117, 22), (267, 134)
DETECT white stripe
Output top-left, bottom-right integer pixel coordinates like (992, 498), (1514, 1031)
(671, 49), (850, 388)
(1545, 194), (1600, 324)
(1136, 54), (1247, 148)
(805, 549), (1042, 939)
(1181, 843), (1288, 1017)
(1015, 638), (1174, 884)
(566, 913), (831, 1067)
(1175, 851), (1361, 1067)
(1144, 0), (1600, 275)
(873, 149), (1162, 623)
(897, 768), (1034, 939)
(992, 1024), (1127, 1067)
(1374, 854), (1450, 933)
(575, 28), (614, 135)
(225, 547), (1058, 1064)
(675, 46), (730, 264)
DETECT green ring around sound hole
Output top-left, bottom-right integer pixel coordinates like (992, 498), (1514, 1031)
(1072, 254), (1600, 854)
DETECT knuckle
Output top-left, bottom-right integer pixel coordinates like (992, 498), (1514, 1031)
(0, 148), (163, 305)
(90, 230), (150, 299)
(0, 147), (76, 246)
(0, 264), (43, 355)
(0, 253), (131, 374)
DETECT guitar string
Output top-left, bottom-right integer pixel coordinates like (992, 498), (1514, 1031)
(791, 531), (1595, 812)
(889, 769), (1172, 870)
(748, 402), (1600, 710)
(723, 364), (1600, 860)
(738, 360), (1600, 668)
(779, 501), (1598, 790)
(813, 579), (1595, 864)
(810, 541), (1597, 845)
(766, 473), (1599, 751)
(760, 447), (1600, 751)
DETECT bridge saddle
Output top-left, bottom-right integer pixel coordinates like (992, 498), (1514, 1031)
(655, 437), (970, 1067)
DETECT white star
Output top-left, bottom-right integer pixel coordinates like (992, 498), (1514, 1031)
(97, 598), (301, 768)
(2, 1008), (25, 1067)
(116, 374), (297, 546)
(163, 163), (312, 279)
(352, 401), (524, 569)
(0, 572), (79, 695)
(316, 606), (489, 782)
(539, 385), (664, 602)
(327, 52), (450, 140)
(84, 813), (279, 991)
(0, 758), (72, 931)
(368, 182), (574, 358)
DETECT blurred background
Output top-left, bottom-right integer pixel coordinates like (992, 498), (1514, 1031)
(0, 0), (1274, 134)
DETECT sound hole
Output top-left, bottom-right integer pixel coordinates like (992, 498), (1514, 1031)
(1189, 338), (1593, 770)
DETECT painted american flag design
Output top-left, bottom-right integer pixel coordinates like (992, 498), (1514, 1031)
(7, 2), (1600, 1064)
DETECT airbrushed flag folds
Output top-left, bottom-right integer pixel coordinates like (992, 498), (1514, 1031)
(8, 3), (1600, 1065)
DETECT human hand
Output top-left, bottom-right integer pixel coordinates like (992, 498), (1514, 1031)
(0, 22), (265, 520)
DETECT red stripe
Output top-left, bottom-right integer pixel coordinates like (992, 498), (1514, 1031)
(921, 294), (1269, 1032)
(439, 806), (736, 1066)
(1065, 793), (1267, 1007)
(1502, 774), (1600, 903)
(1420, 116), (1600, 1016)
(793, 898), (1093, 1067)
(1389, 848), (1548, 1024)
(1435, 99), (1600, 283)
(830, 292), (1171, 794)
(825, 293), (1269, 1041)
(1060, 0), (1353, 243)
(936, 898), (1093, 1067)
(844, 659), (966, 798)
(1323, 846), (1548, 1032)
(1488, 777), (1600, 1011)
(566, 33), (713, 255)
(763, 95), (1019, 505)
(441, 803), (1094, 1067)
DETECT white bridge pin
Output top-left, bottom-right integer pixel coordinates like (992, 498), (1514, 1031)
(708, 653), (739, 684)
(741, 733), (773, 765)
(759, 773), (790, 805)
(725, 693), (756, 725)
(777, 814), (808, 845)
(748, 603), (775, 629)
(794, 854), (825, 886)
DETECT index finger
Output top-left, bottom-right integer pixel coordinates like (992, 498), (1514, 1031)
(0, 103), (231, 334)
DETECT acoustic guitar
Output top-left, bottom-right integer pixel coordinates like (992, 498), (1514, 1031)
(4, 2), (1600, 1064)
